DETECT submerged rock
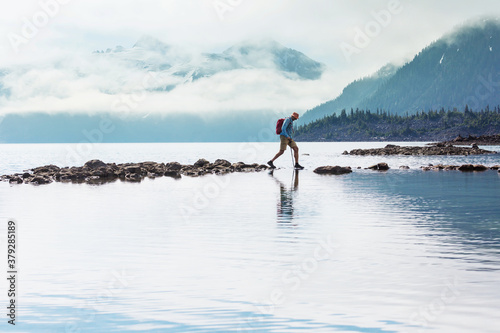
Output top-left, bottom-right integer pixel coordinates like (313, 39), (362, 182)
(421, 164), (490, 172)
(421, 164), (459, 171)
(458, 164), (488, 172)
(313, 166), (352, 175)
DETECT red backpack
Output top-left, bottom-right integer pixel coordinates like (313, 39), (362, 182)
(276, 118), (285, 135)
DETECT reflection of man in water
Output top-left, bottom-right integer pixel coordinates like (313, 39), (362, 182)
(270, 170), (299, 223)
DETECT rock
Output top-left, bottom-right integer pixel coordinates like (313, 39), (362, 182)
(194, 159), (210, 167)
(472, 164), (488, 171)
(90, 167), (117, 179)
(164, 171), (181, 179)
(214, 159), (231, 167)
(125, 173), (142, 181)
(458, 164), (474, 172)
(342, 151), (349, 155)
(84, 160), (107, 169)
(471, 143), (479, 149)
(165, 162), (182, 171)
(30, 176), (52, 185)
(490, 165), (500, 170)
(368, 163), (390, 171)
(345, 145), (495, 156)
(32, 164), (60, 174)
(141, 162), (162, 173)
(422, 164), (458, 171)
(457, 164), (487, 172)
(9, 177), (23, 184)
(232, 162), (257, 170)
(399, 165), (410, 169)
(314, 166), (352, 175)
(123, 165), (144, 174)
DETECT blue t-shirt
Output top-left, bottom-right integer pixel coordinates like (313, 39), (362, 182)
(280, 117), (294, 139)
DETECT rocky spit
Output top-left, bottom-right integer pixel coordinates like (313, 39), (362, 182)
(437, 134), (500, 146)
(1, 159), (269, 185)
(2, 159), (500, 185)
(343, 144), (496, 156)
(312, 163), (499, 174)
(420, 164), (500, 172)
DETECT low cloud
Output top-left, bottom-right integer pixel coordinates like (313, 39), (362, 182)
(0, 40), (343, 117)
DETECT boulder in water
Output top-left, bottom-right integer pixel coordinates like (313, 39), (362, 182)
(368, 163), (390, 171)
(313, 166), (352, 175)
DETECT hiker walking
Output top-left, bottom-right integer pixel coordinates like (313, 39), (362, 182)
(268, 112), (304, 170)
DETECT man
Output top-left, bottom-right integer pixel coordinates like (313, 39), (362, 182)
(268, 112), (304, 170)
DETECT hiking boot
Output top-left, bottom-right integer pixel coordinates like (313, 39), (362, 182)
(267, 160), (276, 169)
(294, 163), (304, 170)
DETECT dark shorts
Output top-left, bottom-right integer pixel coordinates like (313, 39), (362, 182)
(280, 135), (298, 150)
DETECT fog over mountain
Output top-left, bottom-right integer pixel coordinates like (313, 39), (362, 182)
(0, 37), (334, 143)
(0, 37), (334, 116)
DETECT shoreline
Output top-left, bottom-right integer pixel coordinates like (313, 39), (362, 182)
(344, 144), (496, 156)
(435, 134), (500, 146)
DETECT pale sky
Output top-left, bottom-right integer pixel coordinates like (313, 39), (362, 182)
(1, 0), (500, 115)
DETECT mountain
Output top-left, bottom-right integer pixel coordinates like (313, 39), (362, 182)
(94, 37), (326, 83)
(300, 18), (500, 124)
(221, 39), (325, 79)
(298, 63), (399, 124)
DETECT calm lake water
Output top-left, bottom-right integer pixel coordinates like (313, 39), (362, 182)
(1, 142), (500, 333)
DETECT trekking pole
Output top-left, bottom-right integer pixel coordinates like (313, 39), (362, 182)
(290, 147), (294, 168)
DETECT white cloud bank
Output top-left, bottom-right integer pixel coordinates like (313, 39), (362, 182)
(0, 46), (341, 116)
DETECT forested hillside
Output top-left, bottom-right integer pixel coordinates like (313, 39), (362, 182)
(300, 19), (500, 125)
(295, 107), (500, 142)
